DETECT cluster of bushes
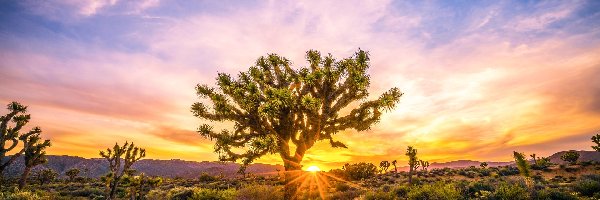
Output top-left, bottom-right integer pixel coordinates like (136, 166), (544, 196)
(145, 184), (282, 200)
(330, 162), (378, 181)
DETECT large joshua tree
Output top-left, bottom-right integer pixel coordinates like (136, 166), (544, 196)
(19, 133), (51, 189)
(0, 102), (45, 186)
(191, 49), (402, 198)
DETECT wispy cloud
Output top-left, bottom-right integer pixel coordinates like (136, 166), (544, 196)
(1, 0), (599, 170)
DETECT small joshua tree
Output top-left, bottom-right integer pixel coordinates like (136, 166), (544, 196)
(379, 161), (390, 174)
(513, 151), (531, 177)
(419, 160), (429, 171)
(406, 146), (419, 184)
(35, 168), (58, 185)
(561, 150), (579, 165)
(480, 162), (488, 168)
(18, 130), (51, 189)
(122, 173), (162, 200)
(592, 134), (600, 152)
(530, 154), (537, 164)
(66, 168), (81, 182)
(0, 102), (46, 185)
(100, 141), (146, 200)
(391, 160), (397, 173)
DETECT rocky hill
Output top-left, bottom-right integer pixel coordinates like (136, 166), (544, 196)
(3, 155), (283, 178)
(547, 150), (600, 164)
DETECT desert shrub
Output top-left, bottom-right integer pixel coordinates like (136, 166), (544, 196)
(406, 182), (462, 200)
(364, 190), (395, 200)
(497, 166), (519, 176)
(236, 185), (282, 200)
(491, 183), (529, 200)
(199, 172), (219, 182)
(391, 185), (410, 198)
(67, 187), (104, 197)
(328, 190), (364, 200)
(572, 178), (600, 197)
(533, 188), (577, 200)
(0, 190), (43, 200)
(167, 187), (195, 200)
(190, 188), (235, 200)
(334, 182), (351, 192)
(145, 189), (168, 200)
(465, 181), (493, 198)
(343, 162), (378, 181)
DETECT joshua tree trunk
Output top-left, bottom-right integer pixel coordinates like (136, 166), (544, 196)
(108, 177), (120, 200)
(18, 167), (31, 190)
(283, 160), (302, 200)
(408, 167), (413, 185)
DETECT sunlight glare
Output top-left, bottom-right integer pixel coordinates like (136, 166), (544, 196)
(306, 165), (321, 172)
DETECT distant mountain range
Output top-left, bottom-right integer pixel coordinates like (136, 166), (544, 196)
(3, 156), (284, 179)
(3, 151), (599, 178)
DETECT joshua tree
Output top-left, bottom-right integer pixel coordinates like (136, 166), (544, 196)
(530, 153), (537, 164)
(592, 134), (600, 152)
(18, 132), (51, 189)
(419, 160), (429, 171)
(122, 173), (162, 200)
(379, 161), (390, 174)
(406, 146), (419, 184)
(100, 141), (146, 200)
(191, 49), (402, 198)
(66, 168), (81, 182)
(35, 168), (57, 185)
(0, 102), (45, 185)
(561, 150), (579, 165)
(513, 151), (531, 177)
(391, 160), (397, 173)
(480, 162), (488, 168)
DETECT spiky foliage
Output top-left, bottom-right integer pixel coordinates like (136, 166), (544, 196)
(122, 173), (162, 200)
(0, 102), (44, 184)
(391, 160), (397, 173)
(18, 133), (51, 189)
(100, 141), (146, 200)
(513, 151), (531, 177)
(533, 157), (552, 170)
(379, 161), (390, 174)
(480, 162), (488, 168)
(560, 150), (579, 165)
(65, 168), (81, 182)
(592, 134), (600, 152)
(191, 50), (402, 199)
(419, 160), (430, 171)
(34, 168), (57, 185)
(406, 146), (419, 184)
(530, 154), (537, 164)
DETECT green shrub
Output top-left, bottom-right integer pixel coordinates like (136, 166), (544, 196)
(190, 188), (235, 200)
(68, 187), (104, 197)
(391, 185), (410, 198)
(534, 188), (577, 200)
(406, 182), (462, 200)
(491, 183), (529, 200)
(0, 191), (43, 200)
(342, 162), (378, 181)
(236, 185), (282, 200)
(572, 179), (600, 197)
(334, 182), (351, 192)
(364, 190), (395, 200)
(328, 190), (364, 200)
(465, 181), (493, 198)
(167, 187), (195, 200)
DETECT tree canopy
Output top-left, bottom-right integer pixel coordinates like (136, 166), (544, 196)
(191, 49), (402, 171)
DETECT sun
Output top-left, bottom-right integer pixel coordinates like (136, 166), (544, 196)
(306, 165), (321, 172)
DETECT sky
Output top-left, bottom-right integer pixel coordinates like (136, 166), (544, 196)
(1, 0), (600, 170)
